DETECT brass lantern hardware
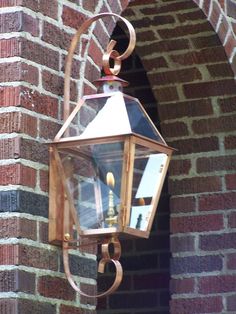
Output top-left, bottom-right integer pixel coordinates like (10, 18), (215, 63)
(49, 12), (174, 298)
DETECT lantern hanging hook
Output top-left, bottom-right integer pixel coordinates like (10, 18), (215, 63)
(64, 12), (136, 122)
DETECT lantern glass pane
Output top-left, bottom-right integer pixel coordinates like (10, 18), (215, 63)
(123, 96), (165, 143)
(59, 141), (124, 231)
(68, 93), (132, 138)
(129, 144), (168, 231)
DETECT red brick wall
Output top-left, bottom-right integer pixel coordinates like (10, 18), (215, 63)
(0, 1), (127, 313)
(124, 1), (236, 314)
(1, 0), (236, 313)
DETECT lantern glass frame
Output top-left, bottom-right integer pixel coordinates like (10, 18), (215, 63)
(49, 93), (174, 244)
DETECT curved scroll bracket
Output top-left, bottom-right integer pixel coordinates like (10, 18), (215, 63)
(64, 12), (136, 122)
(63, 237), (123, 298)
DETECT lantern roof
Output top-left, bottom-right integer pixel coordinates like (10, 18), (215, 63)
(55, 91), (166, 145)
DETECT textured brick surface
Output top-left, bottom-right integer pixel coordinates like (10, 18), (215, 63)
(0, 217), (37, 240)
(38, 276), (76, 301)
(0, 190), (48, 217)
(171, 255), (223, 275)
(171, 214), (224, 233)
(170, 297), (223, 314)
(1, 1), (236, 314)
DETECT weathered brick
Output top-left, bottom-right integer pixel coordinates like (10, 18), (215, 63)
(42, 21), (72, 50)
(191, 34), (221, 49)
(140, 1), (196, 15)
(39, 221), (48, 244)
(62, 6), (87, 29)
(21, 38), (59, 70)
(61, 54), (81, 80)
(169, 159), (191, 175)
(0, 164), (36, 188)
(154, 86), (179, 102)
(0, 270), (35, 293)
(170, 196), (196, 213)
(0, 299), (17, 313)
(227, 294), (236, 311)
(18, 298), (56, 314)
(199, 192), (236, 211)
(0, 12), (21, 33)
(4, 0), (58, 19)
(20, 138), (49, 164)
(142, 56), (168, 71)
(227, 253), (236, 270)
(197, 155), (236, 172)
(0, 62), (38, 85)
(0, 190), (48, 217)
(158, 22), (212, 39)
(228, 212), (236, 228)
(170, 214), (224, 233)
(80, 283), (97, 306)
(170, 296), (223, 314)
(39, 169), (48, 193)
(18, 244), (58, 271)
(39, 119), (61, 140)
(0, 137), (20, 160)
(184, 79), (236, 98)
(160, 121), (189, 138)
(168, 137), (219, 155)
(171, 255), (223, 275)
(169, 176), (222, 195)
(226, 173), (236, 190)
(88, 39), (103, 68)
(137, 38), (190, 55)
(132, 15), (175, 28)
(199, 275), (236, 293)
(200, 233), (236, 251)
(207, 62), (233, 77)
(149, 67), (202, 86)
(59, 254), (97, 279)
(170, 47), (226, 66)
(42, 70), (78, 101)
(159, 99), (213, 120)
(0, 245), (19, 265)
(170, 277), (195, 294)
(0, 38), (20, 58)
(20, 86), (59, 118)
(219, 96), (236, 113)
(177, 9), (206, 22)
(0, 112), (37, 137)
(0, 217), (36, 240)
(0, 0), (20, 6)
(0, 86), (21, 107)
(84, 62), (100, 84)
(38, 276), (76, 300)
(192, 114), (236, 134)
(170, 235), (195, 253)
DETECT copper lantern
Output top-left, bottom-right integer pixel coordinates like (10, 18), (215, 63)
(49, 13), (174, 298)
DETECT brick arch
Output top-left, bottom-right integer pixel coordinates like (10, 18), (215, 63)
(118, 1), (236, 314)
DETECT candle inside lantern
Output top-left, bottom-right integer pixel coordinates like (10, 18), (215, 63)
(105, 171), (117, 227)
(106, 172), (115, 189)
